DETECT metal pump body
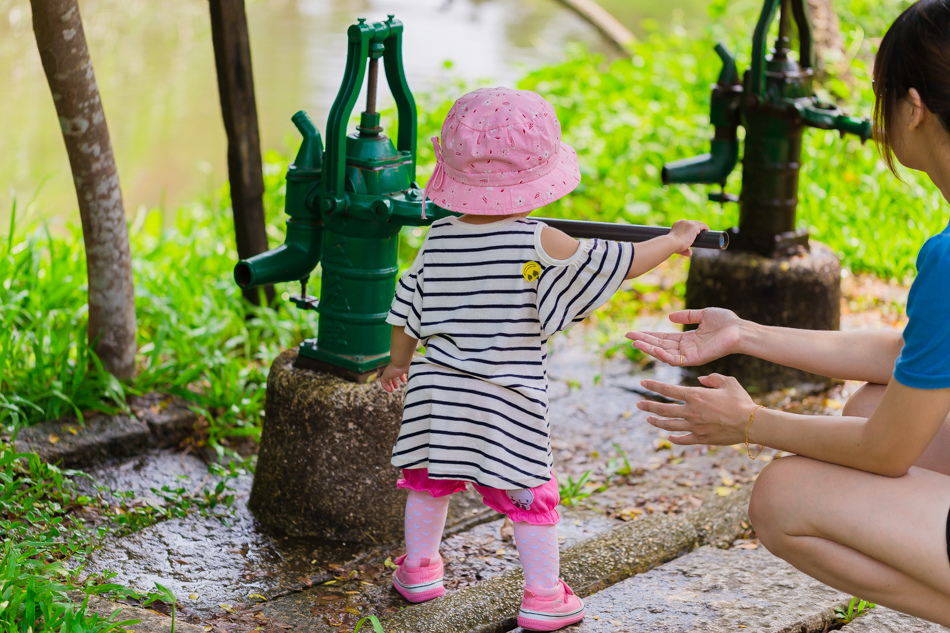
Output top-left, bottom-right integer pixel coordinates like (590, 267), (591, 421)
(234, 16), (452, 378)
(663, 0), (872, 257)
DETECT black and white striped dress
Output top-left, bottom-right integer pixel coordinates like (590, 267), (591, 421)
(387, 216), (634, 490)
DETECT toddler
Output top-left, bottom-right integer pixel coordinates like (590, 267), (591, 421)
(379, 87), (706, 631)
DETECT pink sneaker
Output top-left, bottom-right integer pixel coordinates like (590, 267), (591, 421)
(517, 580), (585, 631)
(392, 554), (445, 603)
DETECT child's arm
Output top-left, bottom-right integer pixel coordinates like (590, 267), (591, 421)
(624, 219), (707, 279)
(380, 326), (419, 392)
(539, 219), (708, 280)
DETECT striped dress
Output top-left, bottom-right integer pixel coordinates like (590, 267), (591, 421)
(387, 216), (633, 490)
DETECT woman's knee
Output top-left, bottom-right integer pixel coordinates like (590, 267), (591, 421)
(841, 383), (887, 418)
(749, 455), (811, 549)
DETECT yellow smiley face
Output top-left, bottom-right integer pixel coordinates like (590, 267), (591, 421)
(522, 261), (541, 282)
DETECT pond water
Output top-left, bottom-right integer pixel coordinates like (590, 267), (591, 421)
(1, 0), (709, 225)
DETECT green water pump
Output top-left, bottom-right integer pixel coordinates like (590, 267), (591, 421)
(663, 0), (872, 257)
(234, 15), (451, 379)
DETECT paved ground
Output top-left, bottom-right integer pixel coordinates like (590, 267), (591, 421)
(62, 273), (941, 632)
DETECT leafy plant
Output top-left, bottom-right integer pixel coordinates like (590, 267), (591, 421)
(558, 470), (606, 506)
(143, 582), (177, 632)
(835, 595), (876, 623)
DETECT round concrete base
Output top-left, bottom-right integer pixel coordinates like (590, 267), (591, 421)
(684, 241), (841, 392)
(249, 348), (407, 543)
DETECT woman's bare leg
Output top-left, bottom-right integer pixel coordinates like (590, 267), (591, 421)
(843, 383), (950, 475)
(749, 455), (950, 625)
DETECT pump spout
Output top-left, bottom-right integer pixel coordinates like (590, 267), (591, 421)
(662, 43), (741, 186)
(234, 110), (325, 289)
(662, 137), (739, 185)
(233, 220), (322, 288)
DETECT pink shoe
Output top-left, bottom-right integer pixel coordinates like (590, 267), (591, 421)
(517, 580), (585, 631)
(392, 554), (446, 603)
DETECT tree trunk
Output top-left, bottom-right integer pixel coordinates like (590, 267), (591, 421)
(807, 0), (849, 82)
(209, 0), (274, 306)
(30, 0), (137, 380)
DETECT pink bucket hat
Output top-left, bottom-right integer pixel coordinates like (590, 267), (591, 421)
(423, 87), (581, 215)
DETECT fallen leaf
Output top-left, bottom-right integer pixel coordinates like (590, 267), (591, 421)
(322, 580), (336, 585)
(721, 476), (735, 487)
(716, 486), (733, 497)
(188, 593), (199, 600)
(345, 607), (360, 615)
(500, 516), (514, 541)
(248, 593), (266, 601)
(383, 557), (397, 570)
(66, 426), (78, 435)
(735, 543), (759, 550)
(218, 604), (236, 614)
(48, 433), (59, 444)
(297, 576), (313, 587)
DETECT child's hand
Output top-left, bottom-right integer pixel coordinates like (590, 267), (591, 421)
(669, 220), (709, 256)
(379, 363), (410, 392)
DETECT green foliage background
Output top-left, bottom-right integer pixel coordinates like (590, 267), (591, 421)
(1, 0), (943, 439)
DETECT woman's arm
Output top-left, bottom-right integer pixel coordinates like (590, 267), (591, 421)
(638, 374), (950, 477)
(739, 321), (903, 384)
(628, 308), (904, 384)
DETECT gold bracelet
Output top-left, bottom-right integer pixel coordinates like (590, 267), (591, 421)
(746, 405), (765, 460)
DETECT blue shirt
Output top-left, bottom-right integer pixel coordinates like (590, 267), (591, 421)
(894, 222), (950, 389)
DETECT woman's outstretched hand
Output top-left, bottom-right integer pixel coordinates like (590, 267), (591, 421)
(625, 308), (743, 367)
(637, 374), (756, 446)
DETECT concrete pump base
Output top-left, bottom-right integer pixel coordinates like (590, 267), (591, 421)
(249, 348), (408, 542)
(684, 241), (841, 392)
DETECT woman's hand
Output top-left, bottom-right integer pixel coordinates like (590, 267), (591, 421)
(626, 307), (743, 367)
(637, 374), (757, 446)
(379, 363), (410, 393)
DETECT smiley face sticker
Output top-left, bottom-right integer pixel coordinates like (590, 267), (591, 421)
(522, 261), (541, 282)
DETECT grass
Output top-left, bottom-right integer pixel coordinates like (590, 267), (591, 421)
(835, 596), (876, 623)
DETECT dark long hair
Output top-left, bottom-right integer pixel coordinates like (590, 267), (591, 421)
(873, 0), (950, 174)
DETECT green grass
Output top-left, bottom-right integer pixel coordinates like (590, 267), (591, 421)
(1, 156), (316, 446)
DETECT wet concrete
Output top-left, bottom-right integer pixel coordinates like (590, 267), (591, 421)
(379, 488), (751, 633)
(513, 545), (851, 633)
(842, 606), (949, 632)
(80, 450), (495, 619)
(72, 332), (857, 631)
